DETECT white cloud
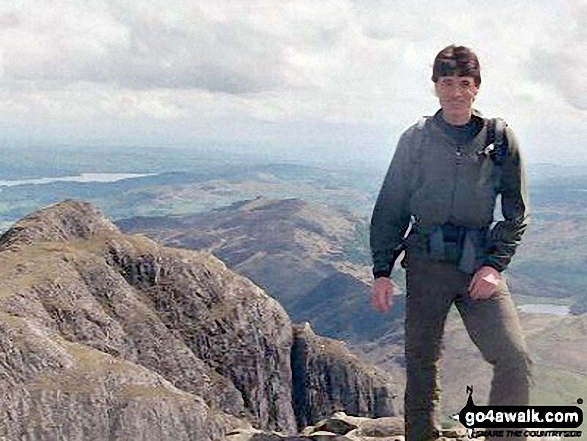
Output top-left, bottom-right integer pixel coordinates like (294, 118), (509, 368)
(526, 1), (587, 111)
(0, 0), (295, 93)
(0, 0), (585, 164)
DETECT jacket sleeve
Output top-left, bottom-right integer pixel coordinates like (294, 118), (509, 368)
(370, 129), (414, 278)
(483, 127), (530, 272)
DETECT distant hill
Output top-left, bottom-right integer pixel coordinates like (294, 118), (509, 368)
(117, 196), (402, 342)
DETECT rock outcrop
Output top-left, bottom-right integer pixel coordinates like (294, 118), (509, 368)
(227, 412), (463, 440)
(292, 324), (400, 429)
(0, 200), (400, 440)
(228, 412), (567, 441)
(116, 197), (403, 343)
(0, 316), (240, 441)
(0, 198), (119, 250)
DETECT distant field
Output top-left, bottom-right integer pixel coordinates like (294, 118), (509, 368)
(1, 147), (586, 312)
(530, 365), (587, 440)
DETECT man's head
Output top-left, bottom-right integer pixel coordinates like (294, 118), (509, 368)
(432, 45), (480, 125)
(432, 45), (481, 86)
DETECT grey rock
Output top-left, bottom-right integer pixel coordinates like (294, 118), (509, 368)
(312, 418), (357, 435)
(102, 235), (297, 432)
(0, 200), (296, 437)
(0, 200), (404, 440)
(291, 324), (400, 429)
(0, 314), (245, 441)
(249, 434), (288, 441)
(0, 199), (119, 251)
(440, 424), (467, 438)
(345, 434), (404, 441)
(352, 417), (404, 437)
(249, 435), (307, 441)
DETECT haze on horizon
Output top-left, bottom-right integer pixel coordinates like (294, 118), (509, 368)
(0, 1), (586, 167)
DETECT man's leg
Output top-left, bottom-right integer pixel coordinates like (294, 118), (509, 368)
(456, 276), (533, 441)
(404, 256), (457, 441)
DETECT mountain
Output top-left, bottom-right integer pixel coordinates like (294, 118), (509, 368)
(116, 197), (400, 342)
(2, 152), (585, 315)
(0, 200), (400, 440)
(115, 195), (587, 438)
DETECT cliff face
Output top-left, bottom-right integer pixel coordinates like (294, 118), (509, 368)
(116, 197), (394, 342)
(0, 200), (295, 438)
(116, 197), (367, 310)
(0, 200), (400, 440)
(292, 323), (400, 430)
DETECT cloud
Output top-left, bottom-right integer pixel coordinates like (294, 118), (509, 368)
(0, 1), (307, 93)
(0, 0), (586, 165)
(526, 2), (587, 111)
(0, 0), (364, 95)
(0, 0), (417, 121)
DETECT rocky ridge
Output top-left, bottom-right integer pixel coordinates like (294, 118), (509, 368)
(0, 200), (399, 440)
(116, 196), (401, 342)
(116, 197), (363, 310)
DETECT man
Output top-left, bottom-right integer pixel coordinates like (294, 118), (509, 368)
(369, 45), (532, 441)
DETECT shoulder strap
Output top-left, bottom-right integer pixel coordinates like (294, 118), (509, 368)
(403, 117), (430, 237)
(417, 116), (428, 130)
(486, 117), (509, 192)
(412, 116), (430, 170)
(486, 118), (509, 166)
(413, 116), (430, 159)
(405, 116), (430, 202)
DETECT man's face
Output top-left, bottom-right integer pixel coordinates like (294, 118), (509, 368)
(434, 75), (479, 122)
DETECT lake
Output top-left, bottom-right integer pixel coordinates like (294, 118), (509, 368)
(517, 304), (570, 316)
(0, 173), (156, 188)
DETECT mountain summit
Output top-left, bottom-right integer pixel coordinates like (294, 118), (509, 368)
(0, 199), (399, 440)
(0, 199), (119, 250)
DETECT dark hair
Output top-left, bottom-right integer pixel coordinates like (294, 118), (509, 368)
(432, 45), (481, 86)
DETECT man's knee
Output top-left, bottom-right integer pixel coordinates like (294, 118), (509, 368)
(497, 345), (532, 372)
(493, 345), (533, 390)
(405, 344), (442, 368)
(405, 326), (445, 365)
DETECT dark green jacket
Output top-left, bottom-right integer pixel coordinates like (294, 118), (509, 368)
(370, 110), (529, 278)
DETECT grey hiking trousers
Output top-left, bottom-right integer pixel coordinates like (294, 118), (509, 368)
(403, 254), (533, 441)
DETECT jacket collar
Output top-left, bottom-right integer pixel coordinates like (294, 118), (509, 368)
(428, 108), (488, 152)
(432, 108), (484, 125)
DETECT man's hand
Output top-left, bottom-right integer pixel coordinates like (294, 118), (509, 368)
(370, 277), (400, 313)
(469, 265), (501, 299)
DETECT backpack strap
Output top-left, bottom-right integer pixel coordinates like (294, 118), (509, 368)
(413, 116), (430, 158)
(485, 118), (508, 165)
(409, 116), (430, 194)
(485, 118), (509, 192)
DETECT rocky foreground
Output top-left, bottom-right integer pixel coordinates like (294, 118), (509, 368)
(0, 200), (566, 441)
(227, 411), (472, 440)
(227, 412), (564, 441)
(0, 200), (399, 440)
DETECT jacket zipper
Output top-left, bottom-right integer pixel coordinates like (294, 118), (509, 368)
(450, 143), (463, 223)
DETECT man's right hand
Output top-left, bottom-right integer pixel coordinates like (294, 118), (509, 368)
(370, 277), (399, 313)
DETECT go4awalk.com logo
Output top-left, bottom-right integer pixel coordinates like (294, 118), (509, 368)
(452, 386), (584, 439)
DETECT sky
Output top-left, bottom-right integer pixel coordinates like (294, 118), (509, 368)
(0, 0), (586, 167)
